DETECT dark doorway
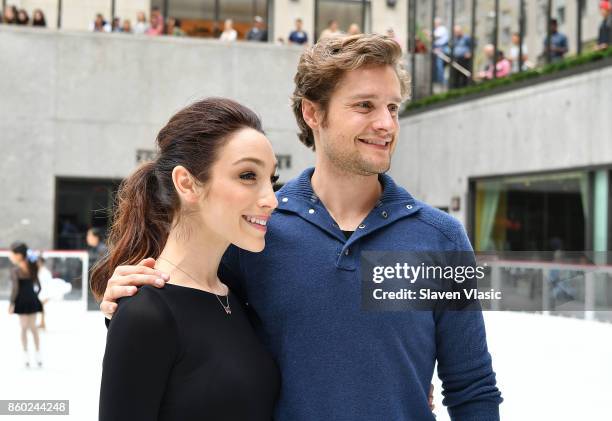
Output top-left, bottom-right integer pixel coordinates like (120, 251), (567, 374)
(55, 178), (122, 250)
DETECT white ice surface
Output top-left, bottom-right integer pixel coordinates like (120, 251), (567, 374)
(0, 301), (610, 420)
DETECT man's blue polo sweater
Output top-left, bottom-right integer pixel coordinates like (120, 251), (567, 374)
(220, 167), (502, 421)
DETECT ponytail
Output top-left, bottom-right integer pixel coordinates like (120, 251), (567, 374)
(90, 162), (173, 301)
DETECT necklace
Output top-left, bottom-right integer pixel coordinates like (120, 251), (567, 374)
(157, 256), (231, 315)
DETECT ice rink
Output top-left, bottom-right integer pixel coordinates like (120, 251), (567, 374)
(1, 300), (611, 420)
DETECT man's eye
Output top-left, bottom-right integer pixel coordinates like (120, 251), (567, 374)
(389, 104), (399, 113)
(240, 172), (257, 181)
(357, 102), (372, 110)
(271, 174), (280, 184)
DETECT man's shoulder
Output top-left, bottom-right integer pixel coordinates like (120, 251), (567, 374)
(411, 201), (470, 249)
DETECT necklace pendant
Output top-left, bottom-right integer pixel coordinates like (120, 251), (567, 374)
(225, 308), (232, 315)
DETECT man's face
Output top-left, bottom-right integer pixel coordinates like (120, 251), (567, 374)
(314, 65), (401, 176)
(601, 7), (611, 18)
(296, 20), (302, 30)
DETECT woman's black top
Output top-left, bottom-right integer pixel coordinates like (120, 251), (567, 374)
(99, 284), (280, 421)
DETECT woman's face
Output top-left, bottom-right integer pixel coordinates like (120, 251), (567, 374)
(34, 11), (42, 20)
(198, 128), (278, 253)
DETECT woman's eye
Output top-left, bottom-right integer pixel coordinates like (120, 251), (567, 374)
(271, 174), (280, 184)
(239, 172), (257, 181)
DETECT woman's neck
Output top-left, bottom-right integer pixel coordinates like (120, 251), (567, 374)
(156, 223), (230, 295)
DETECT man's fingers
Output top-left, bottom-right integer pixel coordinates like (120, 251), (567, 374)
(100, 301), (118, 319)
(114, 265), (169, 280)
(138, 257), (157, 268)
(104, 285), (138, 302)
(109, 274), (166, 288)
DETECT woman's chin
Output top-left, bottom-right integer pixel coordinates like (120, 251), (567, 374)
(235, 238), (266, 253)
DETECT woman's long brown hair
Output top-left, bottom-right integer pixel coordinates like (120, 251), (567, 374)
(90, 97), (264, 301)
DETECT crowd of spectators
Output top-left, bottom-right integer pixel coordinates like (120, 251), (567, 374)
(428, 0), (612, 91)
(87, 8), (271, 42)
(1, 5), (46, 27)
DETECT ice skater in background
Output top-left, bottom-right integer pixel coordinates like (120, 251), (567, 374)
(8, 242), (43, 368)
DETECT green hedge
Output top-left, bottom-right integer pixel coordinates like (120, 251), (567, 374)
(402, 47), (612, 114)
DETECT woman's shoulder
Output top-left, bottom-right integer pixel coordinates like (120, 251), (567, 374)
(113, 285), (177, 330)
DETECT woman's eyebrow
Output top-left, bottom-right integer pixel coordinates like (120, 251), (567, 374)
(233, 157), (264, 166)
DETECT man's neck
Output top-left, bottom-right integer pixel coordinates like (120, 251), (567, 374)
(310, 163), (383, 231)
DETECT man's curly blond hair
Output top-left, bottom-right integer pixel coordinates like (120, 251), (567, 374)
(291, 33), (411, 150)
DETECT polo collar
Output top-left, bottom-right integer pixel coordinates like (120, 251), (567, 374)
(276, 167), (422, 243)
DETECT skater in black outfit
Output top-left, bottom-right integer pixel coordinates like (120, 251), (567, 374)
(8, 242), (43, 368)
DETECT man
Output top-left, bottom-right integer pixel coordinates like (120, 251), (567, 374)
(544, 18), (568, 62)
(432, 17), (449, 86)
(246, 16), (268, 42)
(509, 32), (529, 73)
(597, 1), (611, 50)
(288, 18), (308, 45)
(450, 25), (473, 89)
(100, 34), (502, 420)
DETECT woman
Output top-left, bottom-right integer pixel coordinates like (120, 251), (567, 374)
(91, 98), (280, 420)
(2, 5), (18, 24)
(219, 19), (237, 42)
(133, 11), (148, 34)
(32, 9), (46, 27)
(8, 242), (43, 368)
(16, 9), (29, 25)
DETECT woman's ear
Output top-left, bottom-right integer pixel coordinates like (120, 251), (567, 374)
(171, 166), (202, 204)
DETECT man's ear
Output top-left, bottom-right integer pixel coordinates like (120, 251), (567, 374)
(302, 99), (322, 132)
(171, 166), (202, 204)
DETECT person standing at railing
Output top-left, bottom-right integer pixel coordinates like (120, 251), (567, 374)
(509, 32), (529, 73)
(543, 19), (568, 63)
(288, 18), (308, 46)
(319, 19), (342, 41)
(16, 9), (28, 25)
(146, 7), (164, 36)
(596, 1), (611, 51)
(8, 242), (43, 368)
(91, 13), (111, 33)
(32, 9), (46, 27)
(2, 5), (18, 24)
(347, 23), (361, 36)
(450, 25), (473, 89)
(133, 11), (148, 35)
(432, 17), (449, 87)
(220, 19), (238, 42)
(246, 16), (268, 42)
(478, 45), (511, 80)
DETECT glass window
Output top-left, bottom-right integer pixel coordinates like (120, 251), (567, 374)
(316, 0), (371, 41)
(474, 172), (589, 253)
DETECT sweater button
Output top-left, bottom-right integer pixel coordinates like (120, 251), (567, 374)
(406, 204), (413, 210)
(308, 208), (315, 214)
(281, 197), (288, 203)
(358, 224), (366, 229)
(381, 211), (388, 218)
